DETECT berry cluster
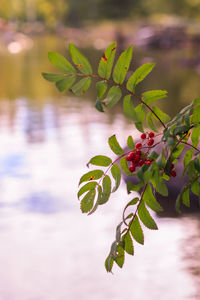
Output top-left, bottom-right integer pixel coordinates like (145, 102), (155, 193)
(126, 132), (155, 173)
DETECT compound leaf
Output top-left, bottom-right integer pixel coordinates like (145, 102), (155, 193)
(69, 43), (92, 75)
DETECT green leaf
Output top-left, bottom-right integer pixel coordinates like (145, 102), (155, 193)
(147, 112), (158, 132)
(48, 52), (76, 74)
(88, 185), (102, 215)
(191, 180), (200, 196)
(78, 181), (97, 199)
(98, 42), (116, 79)
(126, 63), (155, 92)
(80, 189), (96, 213)
(96, 81), (108, 99)
(105, 255), (114, 272)
(69, 43), (92, 75)
(79, 170), (104, 185)
(115, 245), (125, 268)
(130, 215), (144, 245)
(127, 135), (135, 149)
(120, 156), (132, 176)
(184, 149), (194, 168)
(55, 76), (76, 92)
(113, 46), (133, 84)
(194, 158), (200, 172)
(173, 125), (190, 136)
(142, 90), (167, 105)
(71, 78), (91, 95)
(152, 106), (171, 124)
(108, 135), (124, 155)
(127, 181), (143, 193)
(99, 175), (112, 204)
(138, 200), (158, 230)
(88, 155), (112, 167)
(143, 184), (163, 212)
(192, 103), (200, 124)
(42, 73), (65, 82)
(111, 164), (121, 192)
(115, 222), (122, 242)
(134, 104), (145, 132)
(124, 232), (134, 255)
(182, 188), (190, 207)
(103, 86), (122, 108)
(123, 95), (138, 122)
(191, 126), (200, 147)
(95, 98), (104, 112)
(151, 172), (168, 196)
(124, 198), (139, 213)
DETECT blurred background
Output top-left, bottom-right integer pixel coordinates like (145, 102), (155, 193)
(0, 1), (200, 299)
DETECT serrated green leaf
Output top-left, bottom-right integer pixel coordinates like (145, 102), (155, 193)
(113, 46), (133, 84)
(80, 189), (96, 213)
(111, 164), (121, 192)
(191, 180), (200, 196)
(147, 112), (159, 132)
(143, 183), (163, 212)
(138, 200), (158, 230)
(115, 222), (122, 242)
(142, 90), (167, 105)
(192, 103), (200, 124)
(88, 185), (102, 215)
(48, 52), (76, 74)
(78, 181), (97, 199)
(152, 106), (171, 124)
(151, 172), (168, 196)
(55, 76), (76, 91)
(88, 155), (112, 167)
(127, 181), (143, 193)
(105, 255), (114, 272)
(42, 73), (65, 82)
(191, 126), (200, 147)
(120, 156), (132, 176)
(79, 170), (104, 185)
(123, 95), (138, 122)
(184, 149), (194, 168)
(69, 43), (92, 75)
(96, 81), (108, 99)
(95, 98), (104, 112)
(103, 86), (122, 108)
(126, 63), (155, 92)
(182, 188), (190, 207)
(108, 135), (124, 155)
(127, 136), (135, 149)
(99, 175), (111, 204)
(130, 215), (144, 245)
(98, 42), (116, 79)
(173, 125), (189, 136)
(124, 232), (134, 255)
(71, 78), (91, 95)
(115, 245), (125, 268)
(134, 104), (145, 132)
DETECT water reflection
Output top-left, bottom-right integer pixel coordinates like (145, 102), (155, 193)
(0, 35), (199, 299)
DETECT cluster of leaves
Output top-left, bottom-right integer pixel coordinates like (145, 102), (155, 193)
(42, 42), (200, 272)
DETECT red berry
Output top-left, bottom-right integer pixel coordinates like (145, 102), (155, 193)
(145, 160), (152, 165)
(135, 154), (140, 162)
(129, 152), (135, 161)
(126, 155), (132, 161)
(149, 132), (155, 138)
(147, 138), (154, 146)
(170, 164), (174, 170)
(141, 133), (146, 140)
(139, 160), (144, 166)
(171, 170), (176, 177)
(136, 150), (142, 156)
(136, 142), (142, 149)
(129, 165), (135, 172)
